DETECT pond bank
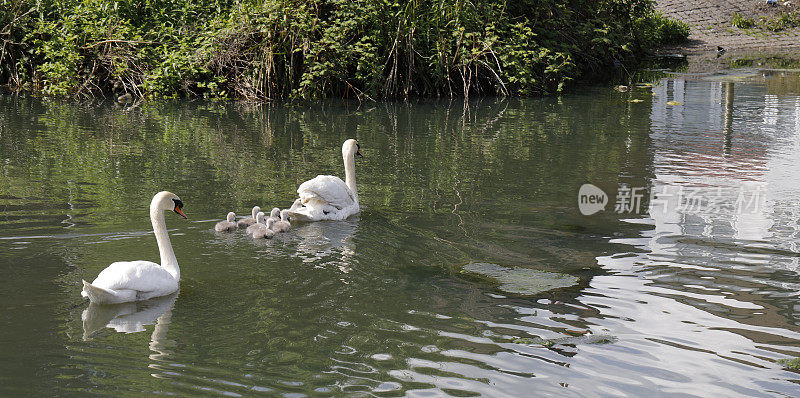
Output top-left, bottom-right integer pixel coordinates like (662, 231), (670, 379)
(654, 0), (800, 72)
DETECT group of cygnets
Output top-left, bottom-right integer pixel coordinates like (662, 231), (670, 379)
(81, 139), (362, 304)
(214, 199), (301, 239)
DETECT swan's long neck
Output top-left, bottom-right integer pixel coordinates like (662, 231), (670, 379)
(151, 207), (180, 280)
(343, 152), (358, 204)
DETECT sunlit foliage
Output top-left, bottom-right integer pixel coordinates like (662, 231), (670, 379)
(1, 0), (687, 99)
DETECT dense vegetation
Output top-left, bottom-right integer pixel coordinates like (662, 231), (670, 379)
(0, 0), (688, 100)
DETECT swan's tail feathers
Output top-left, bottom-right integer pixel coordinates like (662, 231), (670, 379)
(82, 280), (118, 303)
(299, 192), (317, 205)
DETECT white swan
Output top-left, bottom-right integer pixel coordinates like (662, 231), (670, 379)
(273, 209), (291, 232)
(237, 206), (261, 228)
(253, 218), (276, 239)
(215, 212), (237, 232)
(82, 191), (187, 304)
(246, 211), (267, 235)
(289, 198), (303, 212)
(289, 139), (362, 222)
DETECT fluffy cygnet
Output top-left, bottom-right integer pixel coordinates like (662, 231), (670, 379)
(273, 209), (291, 233)
(253, 219), (275, 239)
(267, 207), (281, 223)
(238, 206), (261, 228)
(246, 212), (267, 235)
(214, 212), (237, 232)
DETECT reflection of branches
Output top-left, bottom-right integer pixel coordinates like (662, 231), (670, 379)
(452, 177), (468, 237)
(485, 101), (509, 142)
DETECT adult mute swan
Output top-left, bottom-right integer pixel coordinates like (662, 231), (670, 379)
(81, 191), (187, 304)
(290, 139), (362, 222)
(215, 212), (237, 232)
(238, 206), (261, 229)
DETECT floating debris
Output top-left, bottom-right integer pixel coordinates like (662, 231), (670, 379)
(667, 101), (683, 106)
(512, 334), (617, 347)
(778, 357), (800, 370)
(461, 262), (579, 295)
(629, 99), (644, 103)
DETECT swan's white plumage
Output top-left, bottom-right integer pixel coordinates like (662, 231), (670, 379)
(297, 175), (355, 210)
(81, 191), (186, 304)
(82, 262), (178, 303)
(290, 139), (361, 222)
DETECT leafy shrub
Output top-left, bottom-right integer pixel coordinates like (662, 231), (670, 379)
(1, 0), (690, 100)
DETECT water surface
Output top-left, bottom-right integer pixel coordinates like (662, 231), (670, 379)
(2, 72), (800, 396)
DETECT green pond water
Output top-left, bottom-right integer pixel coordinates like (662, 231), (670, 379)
(2, 71), (800, 396)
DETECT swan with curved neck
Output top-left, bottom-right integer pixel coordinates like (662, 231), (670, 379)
(289, 139), (362, 222)
(81, 191), (187, 304)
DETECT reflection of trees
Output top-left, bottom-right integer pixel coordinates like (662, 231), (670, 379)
(1, 93), (652, 268)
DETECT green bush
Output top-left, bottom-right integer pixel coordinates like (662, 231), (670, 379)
(653, 12), (691, 45)
(732, 12), (756, 29)
(0, 0), (689, 100)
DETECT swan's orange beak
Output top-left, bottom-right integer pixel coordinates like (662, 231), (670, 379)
(174, 206), (188, 219)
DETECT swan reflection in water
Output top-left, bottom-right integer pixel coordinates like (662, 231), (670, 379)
(291, 216), (359, 272)
(82, 292), (178, 364)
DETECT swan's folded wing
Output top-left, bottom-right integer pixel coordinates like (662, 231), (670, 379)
(297, 175), (354, 210)
(91, 261), (178, 297)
